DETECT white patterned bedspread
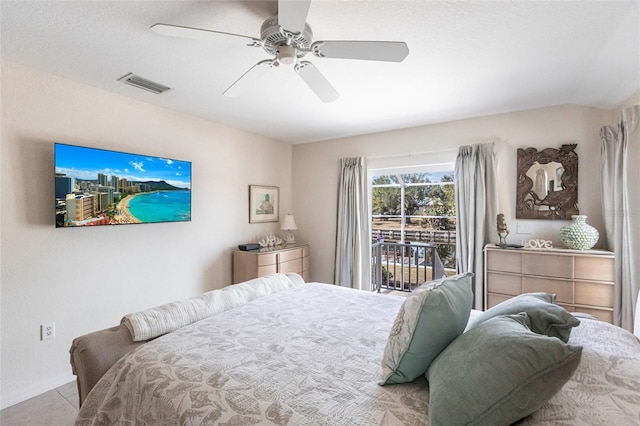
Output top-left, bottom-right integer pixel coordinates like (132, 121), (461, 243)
(77, 283), (640, 425)
(520, 313), (640, 425)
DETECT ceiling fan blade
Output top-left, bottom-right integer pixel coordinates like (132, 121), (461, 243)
(151, 23), (259, 45)
(278, 0), (312, 33)
(223, 60), (274, 98)
(312, 40), (409, 62)
(295, 61), (339, 103)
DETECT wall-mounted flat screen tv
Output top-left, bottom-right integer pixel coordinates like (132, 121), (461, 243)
(55, 143), (191, 227)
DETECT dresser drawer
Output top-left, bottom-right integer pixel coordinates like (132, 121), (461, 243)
(575, 256), (615, 282)
(522, 253), (573, 279)
(575, 281), (614, 308)
(257, 253), (277, 266)
(486, 272), (521, 296)
(522, 277), (573, 304)
(257, 264), (278, 277)
(279, 248), (302, 263)
(487, 250), (521, 273)
(279, 258), (303, 274)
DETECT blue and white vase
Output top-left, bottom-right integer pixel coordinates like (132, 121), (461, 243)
(560, 215), (599, 250)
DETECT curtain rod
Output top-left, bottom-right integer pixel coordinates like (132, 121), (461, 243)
(367, 148), (458, 160)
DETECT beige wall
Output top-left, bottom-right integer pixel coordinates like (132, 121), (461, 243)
(293, 105), (615, 284)
(0, 61), (292, 408)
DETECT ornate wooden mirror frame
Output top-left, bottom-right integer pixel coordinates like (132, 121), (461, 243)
(516, 144), (579, 219)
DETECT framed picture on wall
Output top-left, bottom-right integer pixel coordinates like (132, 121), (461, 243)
(249, 185), (279, 223)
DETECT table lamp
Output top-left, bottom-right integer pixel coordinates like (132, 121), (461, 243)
(281, 214), (298, 243)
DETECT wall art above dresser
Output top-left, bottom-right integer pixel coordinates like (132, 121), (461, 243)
(516, 144), (578, 220)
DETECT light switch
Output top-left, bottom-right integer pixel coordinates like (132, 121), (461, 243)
(516, 222), (531, 234)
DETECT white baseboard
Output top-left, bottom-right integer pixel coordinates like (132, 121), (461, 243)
(0, 373), (76, 410)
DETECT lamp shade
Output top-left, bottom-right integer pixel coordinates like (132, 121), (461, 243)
(281, 214), (298, 230)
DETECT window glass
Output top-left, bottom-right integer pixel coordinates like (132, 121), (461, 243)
(371, 171), (456, 270)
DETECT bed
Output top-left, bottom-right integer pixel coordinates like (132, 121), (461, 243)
(71, 273), (640, 425)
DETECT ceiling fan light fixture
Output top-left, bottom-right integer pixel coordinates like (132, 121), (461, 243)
(277, 45), (297, 65)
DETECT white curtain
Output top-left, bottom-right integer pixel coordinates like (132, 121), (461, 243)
(454, 143), (498, 310)
(335, 157), (372, 291)
(600, 105), (640, 334)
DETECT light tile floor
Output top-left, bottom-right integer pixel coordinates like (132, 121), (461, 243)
(0, 381), (78, 426)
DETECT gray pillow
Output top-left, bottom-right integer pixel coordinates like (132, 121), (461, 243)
(379, 272), (473, 385)
(467, 292), (580, 342)
(427, 313), (583, 426)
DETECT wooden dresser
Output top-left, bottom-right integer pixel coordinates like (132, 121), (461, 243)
(233, 243), (310, 284)
(484, 245), (615, 323)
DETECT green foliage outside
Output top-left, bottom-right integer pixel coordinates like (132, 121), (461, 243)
(372, 173), (455, 224)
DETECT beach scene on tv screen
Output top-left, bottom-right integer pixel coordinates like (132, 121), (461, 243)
(55, 143), (191, 227)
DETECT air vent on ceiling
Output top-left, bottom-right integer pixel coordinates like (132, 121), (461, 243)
(118, 73), (171, 94)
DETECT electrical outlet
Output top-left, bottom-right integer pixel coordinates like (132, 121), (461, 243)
(41, 322), (55, 340)
(516, 222), (532, 234)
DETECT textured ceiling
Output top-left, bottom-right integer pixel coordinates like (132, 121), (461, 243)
(1, 1), (639, 144)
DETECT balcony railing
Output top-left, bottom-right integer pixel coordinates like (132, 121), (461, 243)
(371, 241), (446, 292)
(372, 229), (456, 245)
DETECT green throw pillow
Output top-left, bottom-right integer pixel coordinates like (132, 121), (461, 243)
(467, 292), (580, 342)
(427, 313), (583, 426)
(379, 272), (473, 385)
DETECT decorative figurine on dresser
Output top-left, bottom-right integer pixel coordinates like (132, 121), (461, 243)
(258, 233), (283, 248)
(497, 214), (509, 247)
(495, 214), (523, 248)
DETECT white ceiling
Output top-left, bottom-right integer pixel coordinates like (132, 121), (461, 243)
(1, 1), (639, 144)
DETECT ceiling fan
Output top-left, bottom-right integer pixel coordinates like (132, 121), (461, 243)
(151, 0), (409, 103)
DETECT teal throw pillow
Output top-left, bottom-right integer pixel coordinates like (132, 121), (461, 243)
(427, 313), (583, 426)
(379, 272), (473, 385)
(467, 292), (580, 342)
